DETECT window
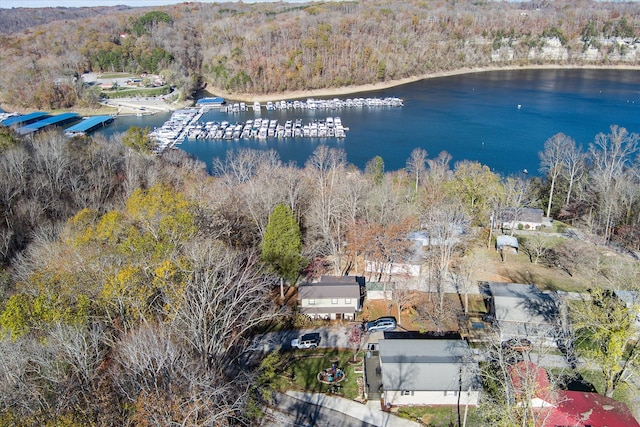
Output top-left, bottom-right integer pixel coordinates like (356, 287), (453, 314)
(401, 390), (414, 396)
(309, 299), (315, 305)
(444, 390), (457, 397)
(331, 298), (338, 304)
(345, 298), (352, 304)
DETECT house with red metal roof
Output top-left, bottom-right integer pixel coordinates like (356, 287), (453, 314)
(508, 362), (639, 427)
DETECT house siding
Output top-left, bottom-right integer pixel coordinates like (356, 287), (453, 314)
(384, 390), (480, 406)
(300, 297), (359, 320)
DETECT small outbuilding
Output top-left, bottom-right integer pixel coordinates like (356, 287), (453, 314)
(496, 235), (518, 254)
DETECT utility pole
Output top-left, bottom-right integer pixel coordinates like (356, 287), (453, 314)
(457, 366), (462, 427)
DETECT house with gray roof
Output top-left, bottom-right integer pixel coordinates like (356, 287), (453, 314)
(499, 207), (549, 230)
(297, 276), (364, 320)
(484, 282), (560, 342)
(377, 336), (480, 407)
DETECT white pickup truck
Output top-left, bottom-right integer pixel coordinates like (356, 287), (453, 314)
(291, 332), (321, 349)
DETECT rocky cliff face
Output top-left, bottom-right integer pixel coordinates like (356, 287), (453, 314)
(491, 37), (639, 63)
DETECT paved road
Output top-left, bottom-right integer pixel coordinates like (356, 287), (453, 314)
(261, 393), (378, 427)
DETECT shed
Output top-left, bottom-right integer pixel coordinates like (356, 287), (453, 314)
(496, 235), (518, 254)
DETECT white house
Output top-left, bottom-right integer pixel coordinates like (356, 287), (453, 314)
(378, 337), (480, 407)
(500, 207), (549, 230)
(298, 276), (363, 320)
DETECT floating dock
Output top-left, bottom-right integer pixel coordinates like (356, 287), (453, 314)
(1, 111), (50, 127)
(65, 115), (115, 137)
(195, 97), (225, 109)
(16, 112), (81, 135)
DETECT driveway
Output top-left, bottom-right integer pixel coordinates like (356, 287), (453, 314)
(251, 324), (360, 353)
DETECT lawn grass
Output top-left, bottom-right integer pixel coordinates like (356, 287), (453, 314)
(97, 72), (138, 79)
(397, 405), (482, 426)
(577, 368), (633, 404)
(101, 85), (170, 99)
(273, 349), (364, 400)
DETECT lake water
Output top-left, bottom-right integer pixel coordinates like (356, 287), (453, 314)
(98, 68), (640, 176)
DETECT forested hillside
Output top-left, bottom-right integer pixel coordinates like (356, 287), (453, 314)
(0, 1), (639, 424)
(0, 122), (638, 424)
(0, 0), (638, 109)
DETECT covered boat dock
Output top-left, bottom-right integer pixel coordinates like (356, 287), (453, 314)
(65, 115), (115, 136)
(1, 111), (50, 127)
(16, 112), (81, 135)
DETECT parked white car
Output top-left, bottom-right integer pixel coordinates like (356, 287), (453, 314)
(291, 333), (321, 349)
(363, 317), (397, 333)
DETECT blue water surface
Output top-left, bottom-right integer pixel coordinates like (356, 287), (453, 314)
(101, 68), (640, 176)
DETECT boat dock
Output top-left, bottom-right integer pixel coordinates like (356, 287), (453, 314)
(1, 111), (50, 128)
(225, 96), (404, 113)
(16, 113), (81, 135)
(64, 115), (115, 137)
(149, 108), (206, 152)
(189, 117), (348, 141)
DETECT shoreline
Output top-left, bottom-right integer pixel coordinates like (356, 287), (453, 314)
(204, 63), (640, 103)
(2, 64), (639, 115)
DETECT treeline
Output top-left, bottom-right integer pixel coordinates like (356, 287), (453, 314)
(0, 5), (133, 35)
(0, 0), (639, 109)
(0, 123), (638, 424)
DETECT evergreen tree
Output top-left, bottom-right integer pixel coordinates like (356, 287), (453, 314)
(261, 203), (306, 298)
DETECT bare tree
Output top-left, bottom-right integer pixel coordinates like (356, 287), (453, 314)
(559, 137), (585, 207)
(539, 133), (570, 218)
(588, 125), (639, 242)
(421, 199), (470, 310)
(304, 146), (348, 274)
(406, 147), (428, 195)
(170, 240), (285, 371)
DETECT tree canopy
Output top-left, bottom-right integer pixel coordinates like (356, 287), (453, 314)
(261, 202), (306, 285)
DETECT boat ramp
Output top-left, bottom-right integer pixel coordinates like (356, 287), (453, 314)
(65, 115), (115, 137)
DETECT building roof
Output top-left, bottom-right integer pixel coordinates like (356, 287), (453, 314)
(496, 235), (518, 249)
(17, 112), (80, 134)
(65, 115), (113, 134)
(298, 276), (361, 299)
(508, 361), (552, 403)
(499, 207), (544, 223)
(545, 391), (640, 427)
(378, 338), (476, 391)
(319, 275), (364, 285)
(1, 111), (49, 127)
(519, 363), (640, 427)
(196, 96), (225, 105)
(488, 282), (559, 337)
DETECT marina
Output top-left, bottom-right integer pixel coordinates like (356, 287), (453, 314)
(147, 95), (403, 151)
(149, 108), (349, 152)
